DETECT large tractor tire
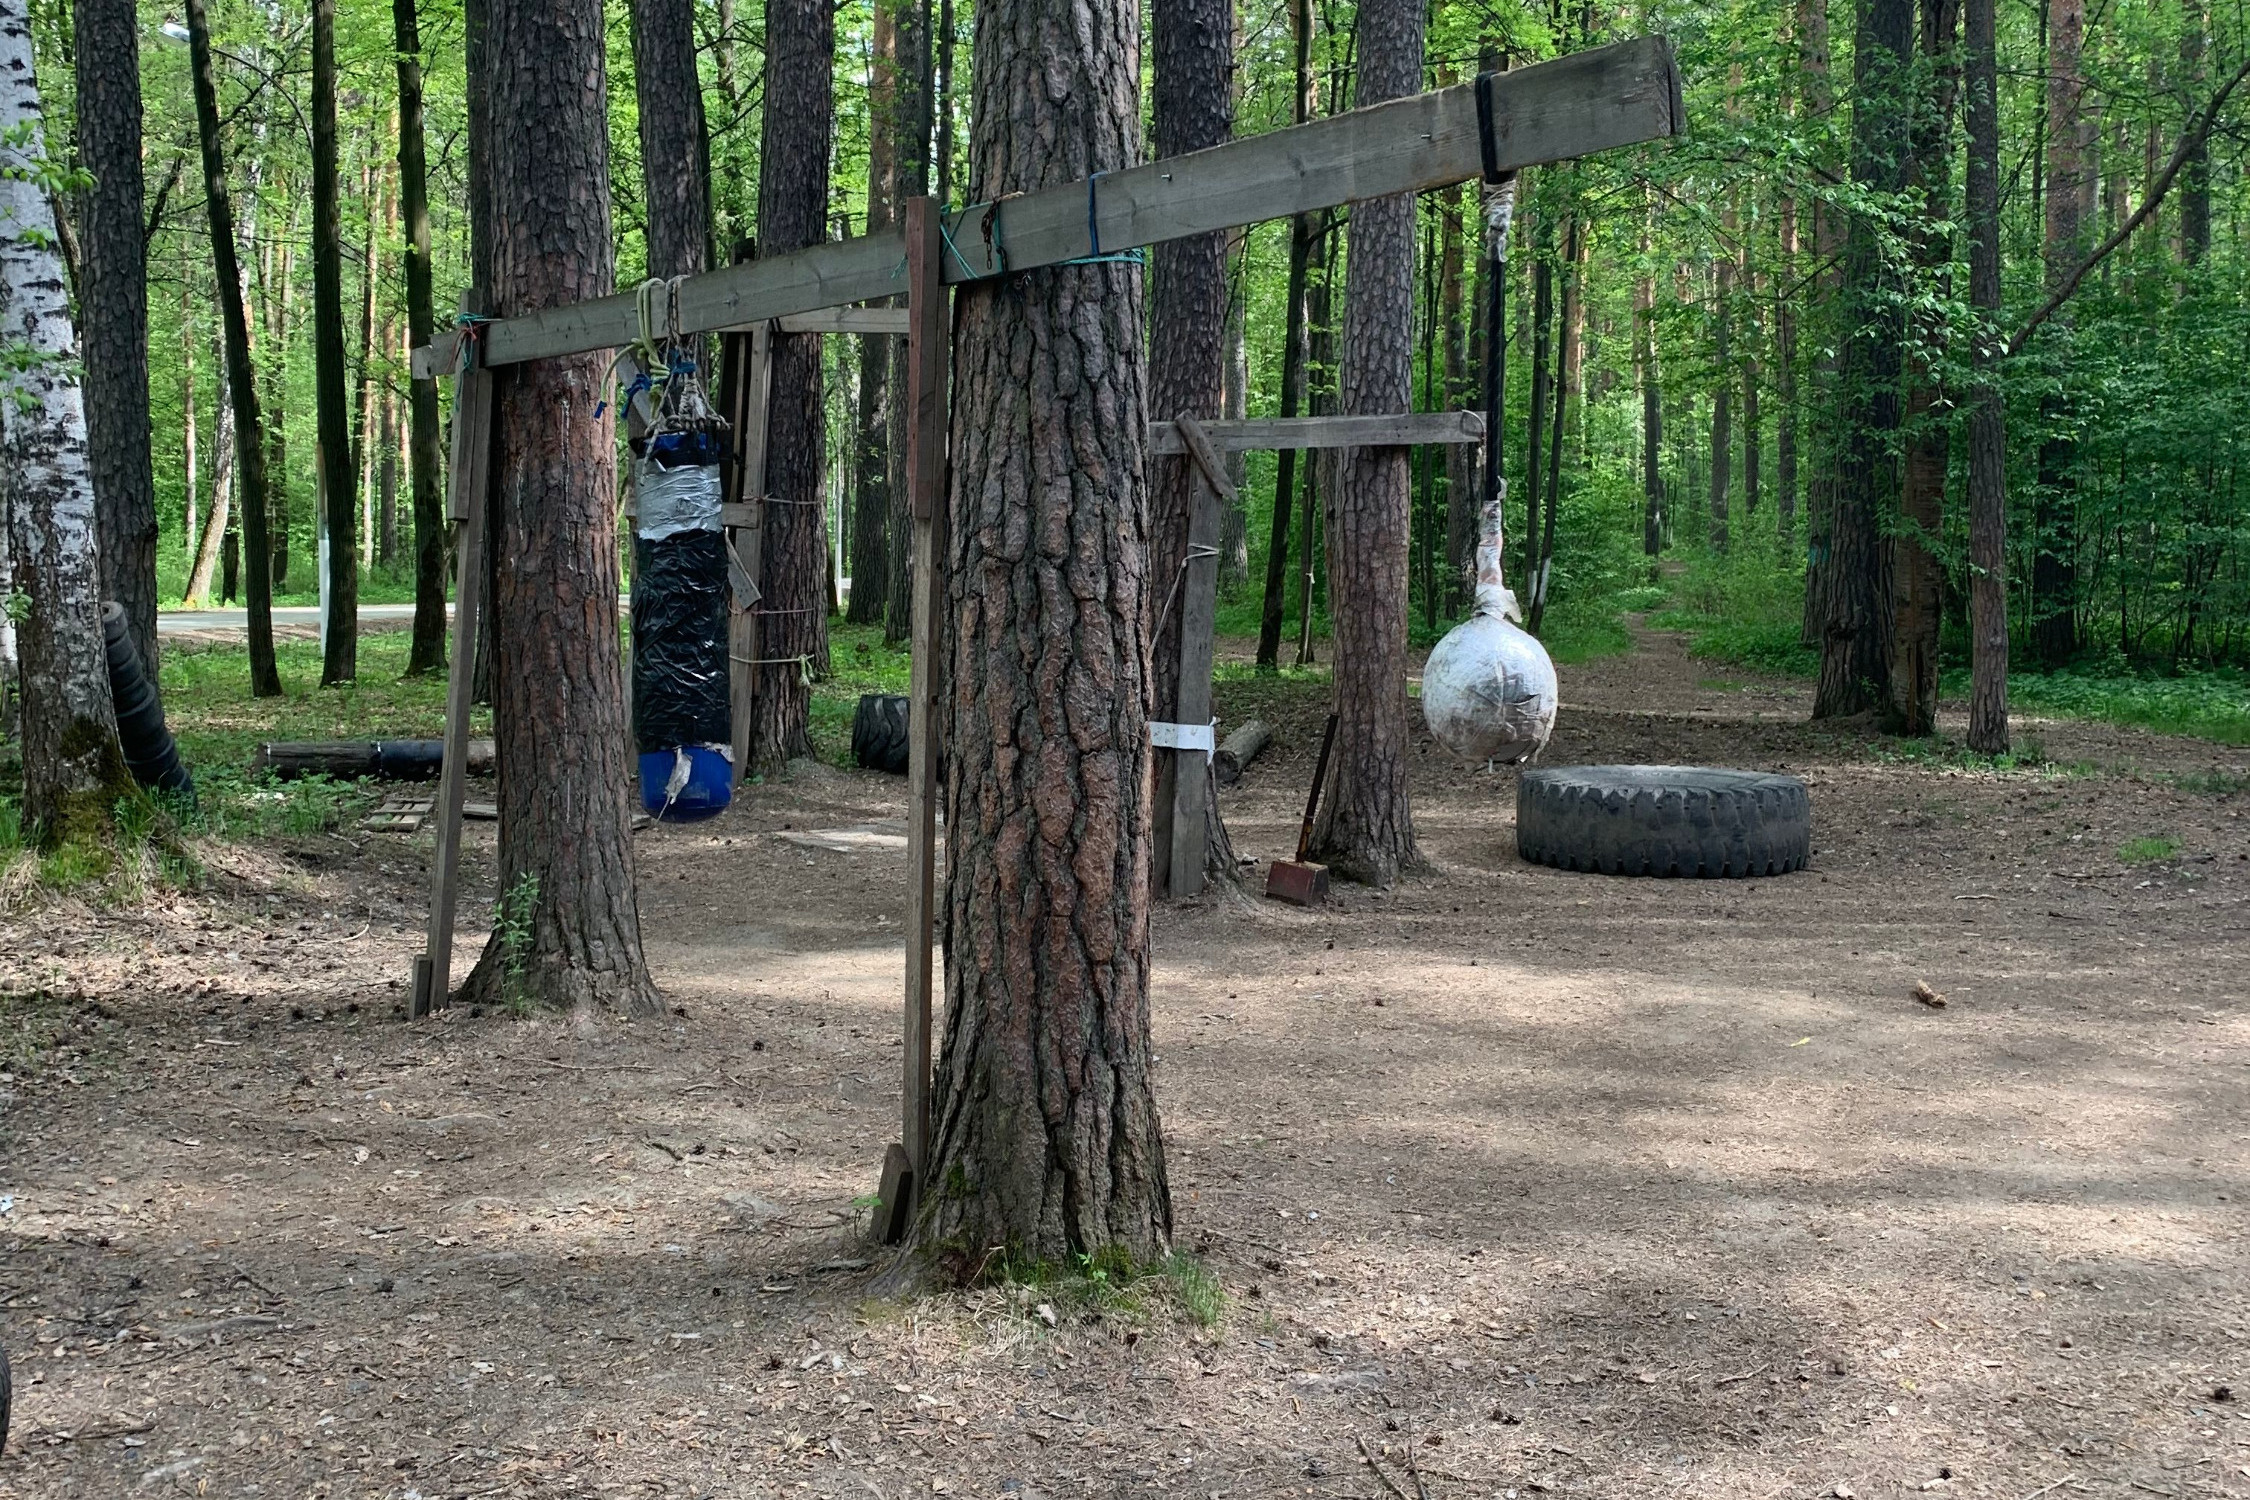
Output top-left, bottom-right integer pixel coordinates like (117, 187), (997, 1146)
(1517, 765), (1811, 878)
(851, 693), (911, 775)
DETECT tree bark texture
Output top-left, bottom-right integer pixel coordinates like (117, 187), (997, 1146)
(2031, 0), (2085, 667)
(1256, 0), (1316, 668)
(1708, 243), (1733, 553)
(181, 292), (203, 588)
(71, 0), (158, 675)
(1149, 0), (1234, 894)
(847, 0), (896, 628)
(1812, 0), (1911, 719)
(1307, 0), (1423, 887)
(1963, 0), (2008, 752)
(184, 0), (279, 696)
(1886, 0), (1960, 737)
(913, 0), (1170, 1267)
(459, 0), (656, 1018)
(1256, 212), (1314, 669)
(629, 0), (711, 282)
(0, 0), (135, 844)
(1440, 182), (1472, 609)
(2178, 0), (2210, 264)
(1775, 192), (1799, 547)
(749, 0), (834, 769)
(1220, 243), (1250, 580)
(312, 0), (358, 684)
(355, 159), (385, 570)
(263, 207), (294, 592)
(882, 0), (931, 645)
(1637, 223), (1662, 557)
(394, 0), (447, 676)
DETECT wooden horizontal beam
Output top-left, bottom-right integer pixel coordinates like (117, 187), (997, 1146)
(1150, 411), (1485, 453)
(774, 307), (911, 335)
(410, 37), (1680, 375)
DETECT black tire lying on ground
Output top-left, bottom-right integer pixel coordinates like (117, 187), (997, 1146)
(851, 693), (911, 775)
(1517, 765), (1811, 877)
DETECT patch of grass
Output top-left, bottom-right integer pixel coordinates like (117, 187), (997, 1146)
(2167, 768), (2250, 795)
(805, 622), (915, 767)
(1614, 583), (1671, 612)
(1988, 666), (2250, 746)
(1866, 736), (2100, 779)
(985, 1245), (1226, 1329)
(2117, 835), (2179, 864)
(1650, 611), (1821, 677)
(155, 627), (458, 839)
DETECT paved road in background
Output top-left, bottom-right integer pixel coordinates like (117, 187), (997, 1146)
(159, 603), (438, 637)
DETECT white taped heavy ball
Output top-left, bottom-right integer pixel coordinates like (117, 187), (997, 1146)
(1422, 613), (1558, 764)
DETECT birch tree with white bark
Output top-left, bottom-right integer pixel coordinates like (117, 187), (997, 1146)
(0, 0), (134, 844)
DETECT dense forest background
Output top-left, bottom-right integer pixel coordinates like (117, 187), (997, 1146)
(29, 0), (2250, 699)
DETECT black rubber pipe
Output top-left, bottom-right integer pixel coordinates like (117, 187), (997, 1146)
(101, 602), (195, 802)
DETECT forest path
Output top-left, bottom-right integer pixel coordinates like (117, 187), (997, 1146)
(4, 625), (2246, 1498)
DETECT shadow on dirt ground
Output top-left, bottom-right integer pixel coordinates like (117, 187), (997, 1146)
(2, 625), (2245, 1498)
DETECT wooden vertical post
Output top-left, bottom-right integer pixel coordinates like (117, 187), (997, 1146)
(411, 293), (496, 1017)
(1167, 415), (1234, 900)
(880, 198), (949, 1243)
(726, 324), (774, 783)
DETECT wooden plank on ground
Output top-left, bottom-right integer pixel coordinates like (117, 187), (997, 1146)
(893, 196), (950, 1241)
(1167, 417), (1226, 900)
(413, 294), (496, 1018)
(409, 40), (1680, 375)
(1150, 411), (1484, 454)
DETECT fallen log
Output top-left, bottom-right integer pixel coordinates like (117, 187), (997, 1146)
(1214, 719), (1271, 787)
(254, 739), (495, 781)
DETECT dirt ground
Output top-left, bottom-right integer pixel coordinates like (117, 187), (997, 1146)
(4, 625), (2247, 1500)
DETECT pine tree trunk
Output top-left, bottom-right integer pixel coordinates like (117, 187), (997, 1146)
(1307, 0), (1423, 887)
(2031, 0), (2085, 667)
(0, 0), (135, 844)
(1297, 237), (1333, 667)
(1775, 193), (1799, 548)
(881, 0), (931, 647)
(183, 290), (225, 605)
(1149, 0), (1235, 894)
(1524, 220), (1550, 590)
(1812, 0), (1911, 718)
(846, 0), (896, 628)
(71, 0), (158, 675)
(2178, 0), (2210, 263)
(1742, 301), (1761, 515)
(1638, 261), (1662, 557)
(458, 0), (657, 1018)
(184, 0), (279, 695)
(1531, 212), (1574, 632)
(1220, 238), (1251, 583)
(1709, 245), (1733, 553)
(263, 201), (293, 591)
(911, 0), (1168, 1266)
(378, 339), (399, 567)
(354, 158), (384, 571)
(629, 0), (711, 282)
(1255, 0), (1316, 669)
(1963, 0), (2009, 752)
(394, 0), (447, 676)
(313, 0), (358, 684)
(1440, 179), (1472, 612)
(1886, 0), (1960, 737)
(748, 0), (833, 768)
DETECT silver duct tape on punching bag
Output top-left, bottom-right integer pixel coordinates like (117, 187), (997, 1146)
(1421, 174), (1558, 765)
(1423, 490), (1558, 763)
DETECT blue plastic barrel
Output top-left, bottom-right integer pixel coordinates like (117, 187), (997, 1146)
(638, 745), (733, 822)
